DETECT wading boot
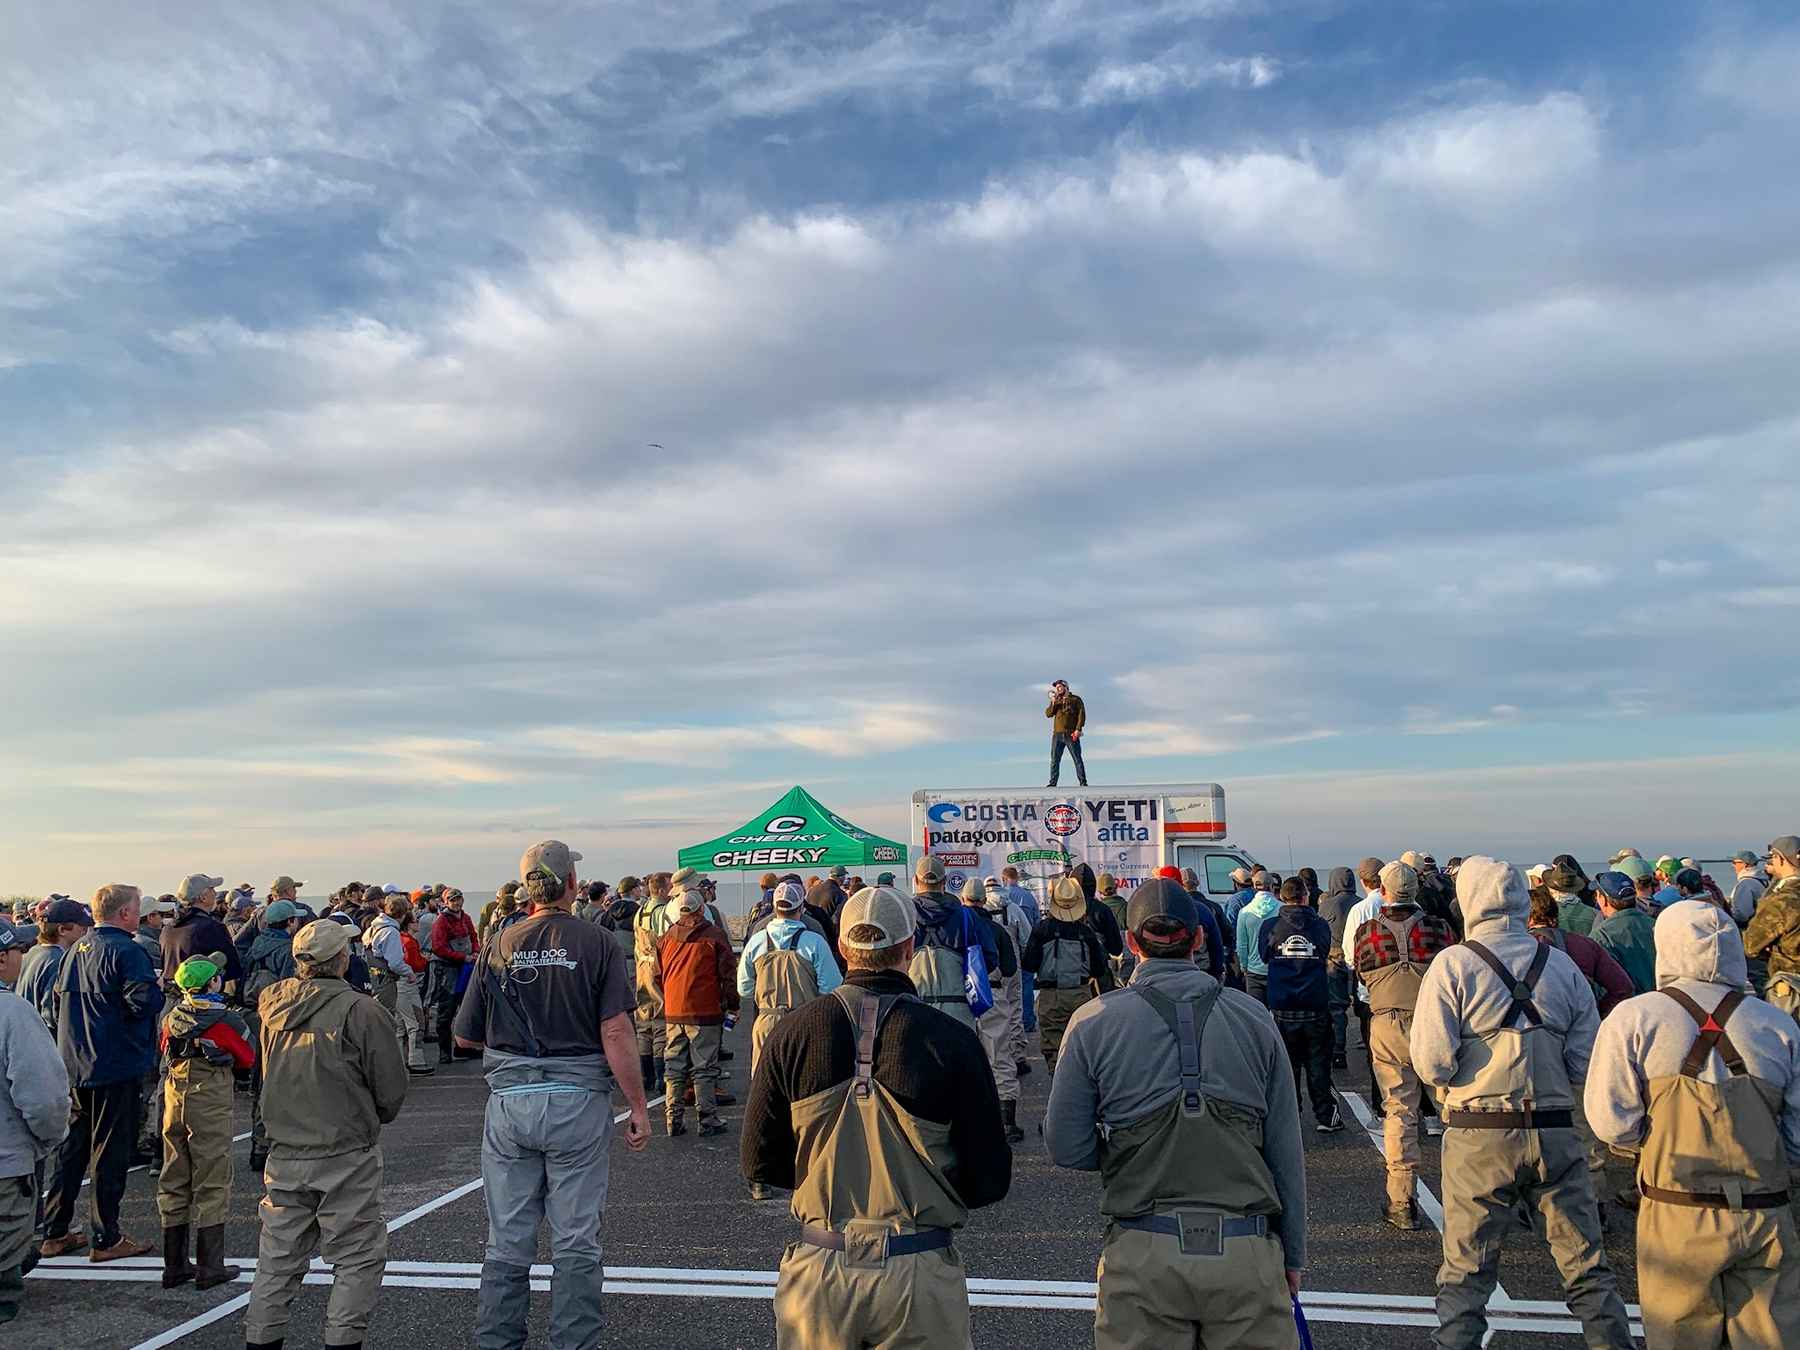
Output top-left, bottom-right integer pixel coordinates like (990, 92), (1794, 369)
(193, 1224), (240, 1290)
(160, 1225), (194, 1289)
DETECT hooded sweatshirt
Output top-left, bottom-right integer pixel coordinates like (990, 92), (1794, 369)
(0, 989), (70, 1177)
(1235, 886), (1282, 976)
(1409, 856), (1600, 1113)
(912, 892), (1001, 973)
(1585, 901), (1800, 1161)
(258, 974), (408, 1157)
(1317, 868), (1358, 966)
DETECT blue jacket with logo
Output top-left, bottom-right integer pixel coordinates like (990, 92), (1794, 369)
(55, 925), (165, 1087)
(1258, 904), (1332, 1013)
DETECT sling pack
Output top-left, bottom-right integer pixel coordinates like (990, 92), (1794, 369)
(1444, 940), (1567, 1129)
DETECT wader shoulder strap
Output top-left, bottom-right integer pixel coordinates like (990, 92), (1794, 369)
(1462, 940), (1550, 1029)
(1131, 984), (1223, 1115)
(831, 986), (918, 1101)
(773, 927), (803, 953)
(1661, 988), (1749, 1079)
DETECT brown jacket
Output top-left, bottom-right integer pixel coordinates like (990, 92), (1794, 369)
(655, 912), (740, 1026)
(1046, 692), (1086, 734)
(258, 974), (408, 1157)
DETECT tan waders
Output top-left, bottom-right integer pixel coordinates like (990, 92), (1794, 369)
(1036, 983), (1094, 1073)
(1362, 913), (1433, 1212)
(774, 986), (972, 1350)
(1093, 983), (1296, 1350)
(978, 980), (1019, 1103)
(633, 907), (666, 1061)
(751, 930), (820, 1077)
(1434, 941), (1631, 1350)
(1634, 989), (1800, 1350)
(156, 1060), (236, 1227)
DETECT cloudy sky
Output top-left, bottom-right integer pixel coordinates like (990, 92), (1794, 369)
(5, 1), (1798, 899)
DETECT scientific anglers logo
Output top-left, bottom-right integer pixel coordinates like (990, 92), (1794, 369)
(1044, 803), (1082, 836)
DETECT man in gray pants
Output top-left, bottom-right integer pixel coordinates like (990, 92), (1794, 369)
(454, 840), (650, 1350)
(1409, 857), (1631, 1350)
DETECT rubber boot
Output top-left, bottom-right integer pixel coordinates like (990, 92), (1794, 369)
(193, 1224), (240, 1290)
(1001, 1099), (1024, 1145)
(639, 1054), (654, 1092)
(653, 1058), (666, 1093)
(160, 1224), (194, 1289)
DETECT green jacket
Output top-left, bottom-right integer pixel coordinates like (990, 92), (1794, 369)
(258, 975), (407, 1158)
(1555, 897), (1598, 938)
(1592, 907), (1656, 994)
(1045, 693), (1086, 735)
(1745, 877), (1800, 978)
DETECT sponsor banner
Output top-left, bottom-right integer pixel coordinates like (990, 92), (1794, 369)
(919, 793), (1172, 906)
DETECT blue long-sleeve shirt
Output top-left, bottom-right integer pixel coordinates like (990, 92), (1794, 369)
(1235, 892), (1282, 976)
(737, 918), (842, 1000)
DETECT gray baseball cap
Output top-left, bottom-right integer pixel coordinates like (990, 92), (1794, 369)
(519, 840), (582, 884)
(838, 886), (914, 951)
(176, 874), (224, 902)
(1770, 836), (1800, 867)
(914, 855), (945, 884)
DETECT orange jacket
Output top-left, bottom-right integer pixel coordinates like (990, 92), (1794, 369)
(655, 913), (739, 1025)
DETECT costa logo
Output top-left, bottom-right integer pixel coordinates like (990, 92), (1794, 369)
(763, 815), (807, 834)
(926, 802), (963, 823)
(1045, 803), (1082, 836)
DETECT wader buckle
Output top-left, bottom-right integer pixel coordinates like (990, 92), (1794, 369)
(1175, 1210), (1225, 1257)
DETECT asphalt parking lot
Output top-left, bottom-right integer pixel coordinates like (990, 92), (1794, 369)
(20, 1016), (1645, 1349)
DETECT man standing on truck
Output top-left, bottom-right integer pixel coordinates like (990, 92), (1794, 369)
(1045, 679), (1088, 788)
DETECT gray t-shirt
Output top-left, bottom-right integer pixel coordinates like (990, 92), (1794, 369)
(453, 910), (634, 1058)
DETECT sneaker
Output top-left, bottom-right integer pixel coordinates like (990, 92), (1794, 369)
(1317, 1107), (1345, 1134)
(39, 1234), (88, 1259)
(406, 1066), (436, 1077)
(91, 1235), (153, 1263)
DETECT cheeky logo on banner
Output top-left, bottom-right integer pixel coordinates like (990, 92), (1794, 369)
(921, 794), (1167, 903)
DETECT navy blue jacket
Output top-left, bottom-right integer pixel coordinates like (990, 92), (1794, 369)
(1183, 890), (1229, 981)
(161, 905), (245, 986)
(1257, 905), (1332, 1013)
(56, 925), (165, 1087)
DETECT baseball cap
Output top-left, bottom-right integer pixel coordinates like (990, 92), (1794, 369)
(1769, 836), (1800, 867)
(1125, 877), (1197, 936)
(1731, 849), (1761, 866)
(1608, 848), (1641, 865)
(264, 900), (299, 926)
(176, 874), (224, 903)
(520, 840), (583, 885)
(827, 865), (848, 881)
(230, 892), (257, 912)
(1098, 871), (1120, 892)
(1674, 867), (1705, 893)
(1613, 856), (1653, 882)
(173, 955), (223, 993)
(1251, 869), (1274, 890)
(294, 918), (353, 962)
(676, 889), (705, 913)
(1379, 861), (1419, 904)
(44, 898), (92, 926)
(915, 855), (946, 884)
(838, 886), (914, 951)
(773, 881), (805, 913)
(0, 922), (27, 955)
(1153, 866), (1181, 882)
(1593, 871), (1635, 902)
(1655, 854), (1681, 877)
(874, 872), (896, 886)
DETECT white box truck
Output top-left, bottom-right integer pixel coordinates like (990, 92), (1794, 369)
(908, 783), (1261, 907)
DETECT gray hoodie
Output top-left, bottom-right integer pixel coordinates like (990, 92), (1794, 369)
(1584, 900), (1800, 1161)
(1409, 856), (1599, 1113)
(0, 988), (71, 1177)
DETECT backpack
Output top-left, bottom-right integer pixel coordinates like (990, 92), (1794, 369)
(1037, 930), (1092, 989)
(909, 908), (991, 1017)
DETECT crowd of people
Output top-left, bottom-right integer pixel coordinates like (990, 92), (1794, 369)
(1, 833), (1797, 1349)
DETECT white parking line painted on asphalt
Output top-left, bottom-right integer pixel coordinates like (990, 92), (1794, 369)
(119, 1093), (666, 1350)
(31, 1258), (1640, 1332)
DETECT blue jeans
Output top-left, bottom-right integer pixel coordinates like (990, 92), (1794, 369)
(1049, 732), (1087, 786)
(1021, 972), (1037, 1031)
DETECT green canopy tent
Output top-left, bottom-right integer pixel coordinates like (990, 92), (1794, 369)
(677, 785), (907, 876)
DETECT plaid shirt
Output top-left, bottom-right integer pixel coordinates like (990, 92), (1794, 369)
(1353, 906), (1457, 976)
